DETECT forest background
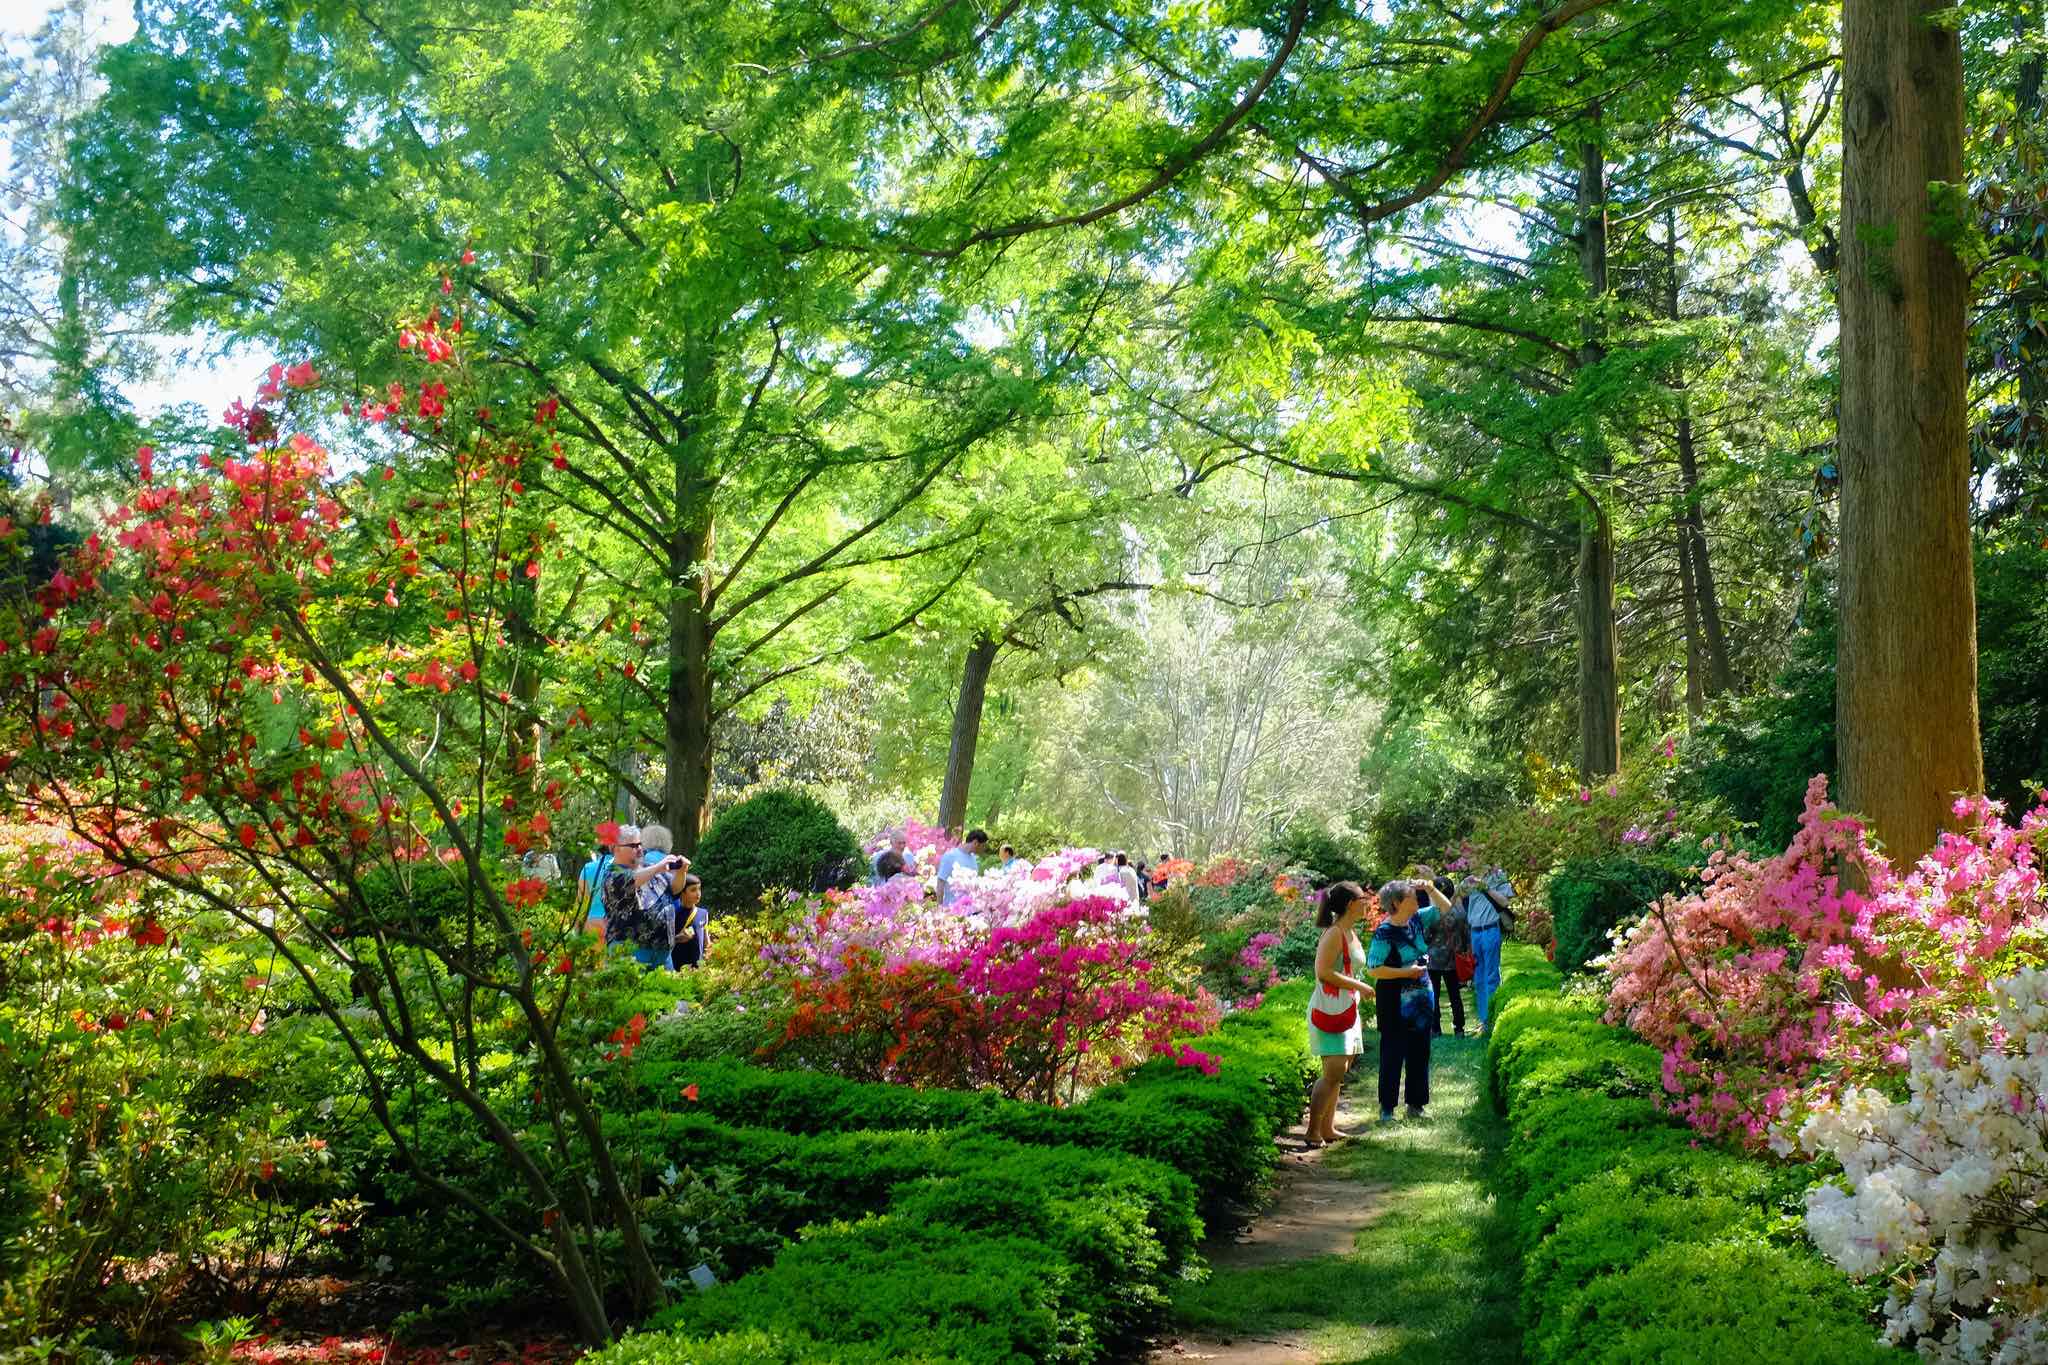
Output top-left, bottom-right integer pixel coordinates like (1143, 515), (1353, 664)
(2, 0), (2043, 888)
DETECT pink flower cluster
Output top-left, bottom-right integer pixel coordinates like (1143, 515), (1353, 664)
(951, 895), (1221, 1101)
(1229, 931), (1284, 1009)
(752, 867), (1220, 1100)
(1603, 775), (2048, 1150)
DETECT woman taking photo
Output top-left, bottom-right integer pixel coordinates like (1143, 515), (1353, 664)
(1368, 876), (1454, 1121)
(1305, 881), (1374, 1146)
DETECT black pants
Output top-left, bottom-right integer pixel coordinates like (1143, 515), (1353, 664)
(1374, 988), (1432, 1114)
(1430, 969), (1466, 1035)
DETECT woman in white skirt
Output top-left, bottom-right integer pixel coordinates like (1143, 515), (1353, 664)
(1305, 881), (1373, 1146)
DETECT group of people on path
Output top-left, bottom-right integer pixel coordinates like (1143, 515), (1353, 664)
(573, 823), (710, 972)
(1305, 868), (1515, 1139)
(869, 830), (1158, 906)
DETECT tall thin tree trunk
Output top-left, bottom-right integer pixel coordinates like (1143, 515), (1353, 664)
(1678, 518), (1706, 717)
(665, 515), (716, 854)
(938, 636), (1000, 834)
(1673, 415), (1734, 696)
(1575, 124), (1621, 777)
(1838, 0), (1982, 860)
(1663, 209), (1736, 698)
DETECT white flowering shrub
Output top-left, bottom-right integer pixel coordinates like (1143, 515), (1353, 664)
(1795, 967), (2048, 1364)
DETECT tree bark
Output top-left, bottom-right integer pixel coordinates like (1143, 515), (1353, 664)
(1837, 0), (1982, 860)
(1575, 125), (1621, 777)
(1663, 209), (1736, 699)
(664, 514), (716, 854)
(1672, 414), (1734, 697)
(1677, 518), (1706, 717)
(937, 635), (1000, 834)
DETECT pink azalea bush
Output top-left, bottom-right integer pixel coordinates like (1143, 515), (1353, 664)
(761, 890), (1218, 1101)
(743, 847), (1217, 1100)
(1601, 775), (2048, 1150)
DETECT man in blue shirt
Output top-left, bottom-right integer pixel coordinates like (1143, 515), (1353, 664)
(936, 829), (989, 905)
(1462, 869), (1516, 1036)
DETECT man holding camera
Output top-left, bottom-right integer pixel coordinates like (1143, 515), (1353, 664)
(601, 823), (690, 969)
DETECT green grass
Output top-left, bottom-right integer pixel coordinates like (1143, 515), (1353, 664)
(1167, 1033), (1523, 1364)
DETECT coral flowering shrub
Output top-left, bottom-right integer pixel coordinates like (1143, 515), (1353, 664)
(1602, 776), (2048, 1150)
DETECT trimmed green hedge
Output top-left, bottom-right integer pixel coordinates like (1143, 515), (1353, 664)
(1488, 946), (1906, 1365)
(634, 979), (1313, 1203)
(604, 1112), (1199, 1350)
(590, 982), (1313, 1363)
(692, 788), (861, 916)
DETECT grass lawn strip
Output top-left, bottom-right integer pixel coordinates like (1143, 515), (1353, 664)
(1161, 1033), (1521, 1365)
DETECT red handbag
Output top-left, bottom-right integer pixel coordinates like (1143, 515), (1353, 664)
(1454, 951), (1477, 983)
(1310, 1000), (1359, 1032)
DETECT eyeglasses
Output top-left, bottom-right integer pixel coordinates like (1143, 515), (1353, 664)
(617, 841), (642, 849)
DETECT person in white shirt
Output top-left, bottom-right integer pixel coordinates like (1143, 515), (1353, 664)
(1112, 851), (1141, 902)
(936, 829), (989, 905)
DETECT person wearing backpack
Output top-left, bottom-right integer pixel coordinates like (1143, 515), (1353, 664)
(1368, 877), (1454, 1121)
(575, 838), (614, 938)
(1462, 869), (1517, 1036)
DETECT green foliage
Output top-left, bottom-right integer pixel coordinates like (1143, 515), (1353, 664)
(691, 789), (861, 918)
(1545, 853), (1693, 976)
(635, 982), (1312, 1204)
(1676, 614), (1838, 849)
(651, 1217), (1085, 1362)
(1977, 535), (2048, 812)
(636, 998), (776, 1067)
(1682, 556), (2048, 848)
(1488, 946), (1907, 1365)
(1259, 824), (1371, 888)
(1355, 716), (1516, 873)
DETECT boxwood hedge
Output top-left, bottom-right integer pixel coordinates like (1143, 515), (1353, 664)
(1487, 946), (1907, 1365)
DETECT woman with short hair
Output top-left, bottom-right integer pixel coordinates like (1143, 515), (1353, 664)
(1368, 877), (1454, 1120)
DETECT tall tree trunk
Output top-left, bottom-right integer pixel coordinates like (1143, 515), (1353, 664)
(1575, 125), (1621, 777)
(1677, 518), (1707, 717)
(937, 635), (1000, 834)
(664, 515), (716, 854)
(1672, 415), (1734, 696)
(1838, 0), (1982, 860)
(1663, 209), (1736, 698)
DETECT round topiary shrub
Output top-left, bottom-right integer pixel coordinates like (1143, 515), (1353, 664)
(692, 788), (862, 917)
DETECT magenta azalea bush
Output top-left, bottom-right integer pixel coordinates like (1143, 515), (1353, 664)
(1601, 776), (2048, 1150)
(735, 846), (1218, 1100)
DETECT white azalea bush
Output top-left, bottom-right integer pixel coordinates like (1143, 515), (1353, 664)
(1794, 967), (2048, 1364)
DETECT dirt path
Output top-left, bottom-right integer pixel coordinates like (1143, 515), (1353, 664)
(1148, 1035), (1522, 1365)
(1147, 1088), (1388, 1363)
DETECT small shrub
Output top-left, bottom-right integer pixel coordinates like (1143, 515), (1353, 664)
(648, 1217), (1087, 1362)
(1544, 853), (1691, 976)
(691, 789), (862, 918)
(636, 997), (778, 1067)
(1259, 825), (1370, 889)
